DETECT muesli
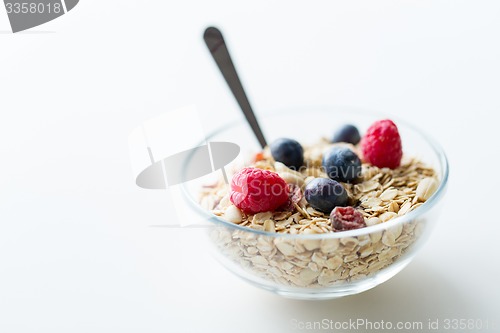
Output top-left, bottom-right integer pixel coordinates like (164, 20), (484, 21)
(199, 120), (439, 287)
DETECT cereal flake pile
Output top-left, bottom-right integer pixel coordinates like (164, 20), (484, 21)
(198, 120), (440, 288)
(200, 141), (438, 234)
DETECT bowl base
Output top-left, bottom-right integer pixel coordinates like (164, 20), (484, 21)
(239, 258), (413, 300)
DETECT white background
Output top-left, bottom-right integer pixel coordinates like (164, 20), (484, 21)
(1, 1), (499, 332)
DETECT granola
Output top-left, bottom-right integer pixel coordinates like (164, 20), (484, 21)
(199, 125), (439, 288)
(201, 139), (437, 230)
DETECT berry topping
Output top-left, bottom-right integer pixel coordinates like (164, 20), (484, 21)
(230, 167), (289, 214)
(332, 124), (361, 145)
(270, 138), (304, 170)
(322, 147), (362, 183)
(253, 152), (265, 162)
(360, 119), (403, 169)
(304, 178), (348, 213)
(330, 206), (366, 231)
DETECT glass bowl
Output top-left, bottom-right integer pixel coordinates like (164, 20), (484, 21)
(182, 106), (449, 300)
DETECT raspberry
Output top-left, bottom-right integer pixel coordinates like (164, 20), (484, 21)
(360, 119), (403, 169)
(330, 207), (366, 231)
(230, 167), (289, 214)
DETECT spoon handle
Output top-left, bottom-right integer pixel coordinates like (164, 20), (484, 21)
(204, 27), (267, 148)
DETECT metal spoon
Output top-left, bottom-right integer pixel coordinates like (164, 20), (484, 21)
(203, 27), (268, 148)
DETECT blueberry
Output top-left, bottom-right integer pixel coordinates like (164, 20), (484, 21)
(322, 147), (362, 183)
(270, 138), (304, 170)
(304, 178), (348, 213)
(332, 124), (360, 145)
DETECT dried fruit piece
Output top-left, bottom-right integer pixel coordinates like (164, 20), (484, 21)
(279, 184), (303, 212)
(254, 152), (265, 162)
(330, 206), (366, 231)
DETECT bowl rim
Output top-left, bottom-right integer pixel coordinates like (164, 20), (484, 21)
(182, 105), (449, 239)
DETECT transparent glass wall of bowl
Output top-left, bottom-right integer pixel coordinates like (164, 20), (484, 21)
(182, 107), (448, 299)
(204, 198), (443, 300)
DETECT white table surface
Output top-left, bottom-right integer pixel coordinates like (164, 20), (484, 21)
(1, 1), (499, 332)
